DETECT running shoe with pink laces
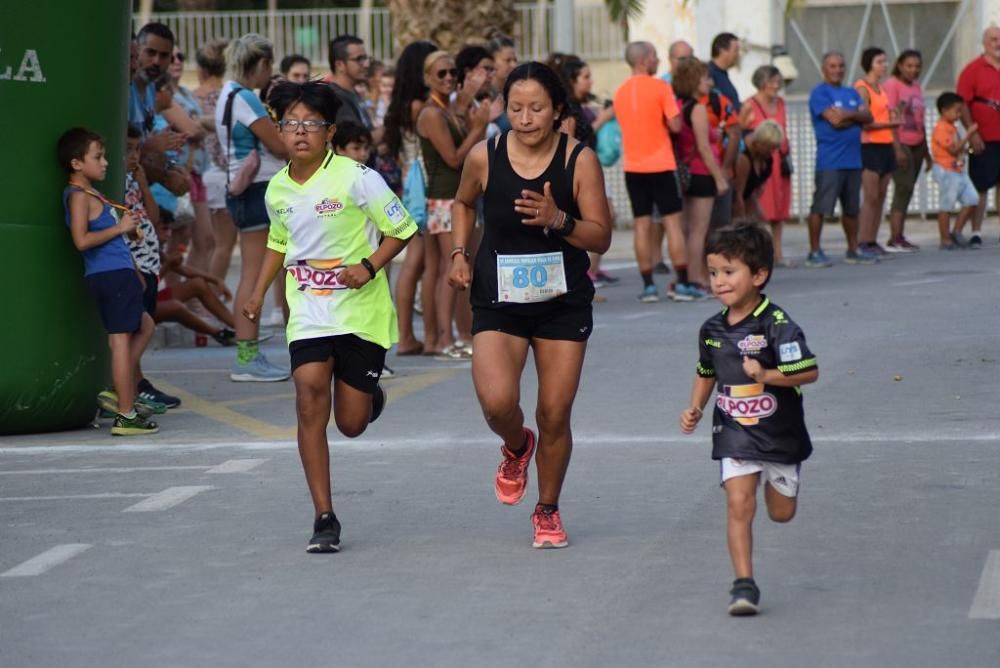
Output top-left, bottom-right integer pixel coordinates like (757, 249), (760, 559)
(532, 504), (568, 549)
(495, 428), (536, 505)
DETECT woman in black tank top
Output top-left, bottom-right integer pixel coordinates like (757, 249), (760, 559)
(733, 120), (781, 222)
(447, 63), (612, 549)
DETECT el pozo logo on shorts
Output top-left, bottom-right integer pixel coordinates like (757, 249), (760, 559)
(717, 383), (777, 426)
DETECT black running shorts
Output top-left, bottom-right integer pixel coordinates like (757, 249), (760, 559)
(289, 334), (386, 393)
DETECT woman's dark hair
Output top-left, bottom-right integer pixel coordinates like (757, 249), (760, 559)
(332, 120), (373, 150)
(503, 62), (568, 130)
(705, 223), (774, 288)
(127, 124), (142, 139)
(861, 47), (886, 74)
(487, 33), (515, 57)
(891, 49), (922, 78)
(384, 40), (438, 158)
(455, 45), (491, 86)
(279, 53), (311, 76)
(545, 52), (589, 103)
(267, 80), (341, 124)
(57, 127), (103, 173)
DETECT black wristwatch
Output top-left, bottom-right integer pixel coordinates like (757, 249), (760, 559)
(556, 212), (576, 237)
(360, 257), (377, 279)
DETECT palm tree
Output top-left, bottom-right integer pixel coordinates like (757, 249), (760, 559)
(387, 0), (516, 53)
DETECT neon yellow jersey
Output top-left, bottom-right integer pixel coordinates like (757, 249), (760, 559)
(265, 151), (417, 348)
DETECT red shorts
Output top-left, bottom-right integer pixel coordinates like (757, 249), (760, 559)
(189, 172), (207, 203)
(157, 287), (173, 302)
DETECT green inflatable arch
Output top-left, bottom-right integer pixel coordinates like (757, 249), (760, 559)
(0, 1), (130, 434)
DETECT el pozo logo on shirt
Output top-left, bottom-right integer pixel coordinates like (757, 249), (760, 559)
(314, 198), (344, 216)
(737, 334), (767, 355)
(717, 383), (777, 426)
(288, 259), (348, 295)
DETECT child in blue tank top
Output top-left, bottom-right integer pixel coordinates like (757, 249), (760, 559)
(57, 127), (159, 435)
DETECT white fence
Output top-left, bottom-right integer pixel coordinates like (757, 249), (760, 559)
(135, 3), (625, 69)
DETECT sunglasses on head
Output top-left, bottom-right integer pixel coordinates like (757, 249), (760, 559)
(435, 68), (457, 80)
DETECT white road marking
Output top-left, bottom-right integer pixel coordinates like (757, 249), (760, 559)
(121, 486), (213, 512)
(891, 277), (947, 287)
(1, 544), (92, 578)
(3, 432), (1000, 455)
(622, 311), (662, 321)
(205, 458), (266, 474)
(0, 465), (207, 476)
(969, 550), (1000, 619)
(0, 493), (147, 502)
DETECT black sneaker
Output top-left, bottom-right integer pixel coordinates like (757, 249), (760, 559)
(212, 328), (237, 346)
(307, 512), (341, 553)
(137, 379), (181, 409)
(111, 412), (159, 436)
(370, 384), (386, 423)
(728, 578), (760, 616)
(969, 233), (982, 248)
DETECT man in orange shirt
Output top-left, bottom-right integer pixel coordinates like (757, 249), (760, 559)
(614, 41), (684, 303)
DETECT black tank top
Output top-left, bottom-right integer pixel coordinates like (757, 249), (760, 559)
(472, 132), (594, 312)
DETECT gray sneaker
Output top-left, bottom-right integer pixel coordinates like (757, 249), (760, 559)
(844, 248), (878, 265)
(230, 353), (290, 382)
(728, 577), (760, 616)
(804, 250), (833, 268)
(949, 231), (970, 248)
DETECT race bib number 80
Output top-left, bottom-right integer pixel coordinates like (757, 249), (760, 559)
(497, 252), (568, 304)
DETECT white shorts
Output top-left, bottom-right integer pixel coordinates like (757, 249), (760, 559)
(720, 458), (801, 498)
(202, 167), (228, 211)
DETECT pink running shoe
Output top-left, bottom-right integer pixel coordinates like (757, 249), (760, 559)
(532, 504), (568, 549)
(494, 428), (536, 505)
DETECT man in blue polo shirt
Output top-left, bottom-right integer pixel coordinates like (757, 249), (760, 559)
(806, 52), (876, 267)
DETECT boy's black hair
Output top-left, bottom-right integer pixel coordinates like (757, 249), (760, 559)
(57, 127), (103, 174)
(126, 124), (142, 139)
(936, 91), (964, 114)
(332, 120), (372, 150)
(705, 223), (774, 288)
(267, 80), (341, 125)
(279, 53), (311, 75)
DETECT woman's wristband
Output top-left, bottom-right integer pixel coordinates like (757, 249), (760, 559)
(556, 213), (577, 237)
(360, 257), (377, 279)
(450, 246), (470, 260)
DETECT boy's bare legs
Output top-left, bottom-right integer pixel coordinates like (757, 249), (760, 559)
(109, 333), (135, 415)
(937, 211), (953, 244)
(724, 473), (759, 579)
(953, 205), (975, 235)
(763, 482), (797, 523)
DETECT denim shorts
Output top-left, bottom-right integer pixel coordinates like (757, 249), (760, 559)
(932, 165), (979, 212)
(225, 180), (270, 232)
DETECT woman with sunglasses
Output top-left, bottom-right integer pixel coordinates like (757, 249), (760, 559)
(416, 51), (490, 358)
(449, 62), (612, 548)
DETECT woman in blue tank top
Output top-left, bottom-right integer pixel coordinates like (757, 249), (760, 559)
(449, 62), (612, 549)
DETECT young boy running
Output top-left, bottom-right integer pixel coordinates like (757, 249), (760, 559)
(930, 93), (980, 249)
(679, 223), (818, 615)
(58, 127), (159, 435)
(243, 81), (417, 553)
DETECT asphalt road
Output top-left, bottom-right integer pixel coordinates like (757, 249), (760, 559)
(1, 221), (998, 667)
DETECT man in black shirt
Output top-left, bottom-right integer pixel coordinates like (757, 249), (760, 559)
(327, 35), (381, 150)
(680, 224), (818, 617)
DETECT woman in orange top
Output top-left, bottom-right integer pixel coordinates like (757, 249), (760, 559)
(854, 47), (900, 256)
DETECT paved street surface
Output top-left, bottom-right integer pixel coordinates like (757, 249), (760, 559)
(2, 221), (999, 667)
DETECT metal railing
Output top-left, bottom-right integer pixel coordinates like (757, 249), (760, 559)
(134, 2), (624, 68)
